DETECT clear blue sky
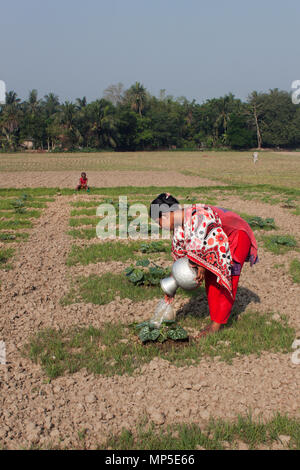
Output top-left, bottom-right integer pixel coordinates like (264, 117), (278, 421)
(0, 0), (299, 103)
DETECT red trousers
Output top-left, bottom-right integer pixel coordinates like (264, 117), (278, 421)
(204, 231), (251, 324)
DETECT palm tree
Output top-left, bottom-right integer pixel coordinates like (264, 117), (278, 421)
(5, 90), (20, 105)
(75, 96), (87, 110)
(59, 101), (77, 129)
(58, 101), (82, 148)
(206, 93), (239, 145)
(43, 93), (60, 117)
(125, 82), (147, 116)
(0, 93), (22, 149)
(84, 99), (117, 148)
(27, 89), (40, 114)
(214, 94), (237, 134)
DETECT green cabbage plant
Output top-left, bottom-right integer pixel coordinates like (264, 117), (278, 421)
(136, 320), (188, 343)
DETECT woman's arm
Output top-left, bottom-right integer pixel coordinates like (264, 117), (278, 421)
(189, 260), (205, 285)
(195, 265), (206, 285)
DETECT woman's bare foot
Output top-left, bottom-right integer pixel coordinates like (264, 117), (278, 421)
(194, 324), (211, 339)
(194, 322), (223, 339)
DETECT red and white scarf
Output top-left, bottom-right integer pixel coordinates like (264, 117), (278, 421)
(172, 205), (233, 296)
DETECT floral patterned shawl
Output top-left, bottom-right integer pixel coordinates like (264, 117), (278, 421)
(172, 204), (233, 296)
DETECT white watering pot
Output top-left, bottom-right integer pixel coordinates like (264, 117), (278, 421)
(160, 257), (198, 297)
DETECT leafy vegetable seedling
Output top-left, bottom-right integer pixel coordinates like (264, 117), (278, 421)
(136, 320), (188, 343)
(124, 260), (170, 286)
(282, 198), (296, 209)
(10, 193), (31, 214)
(140, 241), (169, 253)
(244, 215), (275, 230)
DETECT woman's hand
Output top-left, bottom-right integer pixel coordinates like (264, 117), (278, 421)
(164, 294), (174, 304)
(189, 260), (206, 285)
(195, 266), (206, 285)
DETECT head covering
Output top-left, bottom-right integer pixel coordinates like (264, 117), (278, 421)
(149, 193), (180, 219)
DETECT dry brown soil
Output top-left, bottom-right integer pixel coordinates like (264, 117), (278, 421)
(1, 150), (299, 187)
(0, 193), (299, 449)
(0, 171), (220, 189)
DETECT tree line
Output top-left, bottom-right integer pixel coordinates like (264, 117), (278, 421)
(0, 82), (299, 151)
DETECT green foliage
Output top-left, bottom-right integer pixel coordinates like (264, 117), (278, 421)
(274, 236), (297, 246)
(0, 232), (29, 243)
(70, 208), (97, 216)
(226, 113), (255, 149)
(1, 210), (38, 219)
(0, 184), (298, 198)
(125, 260), (170, 286)
(0, 233), (16, 241)
(0, 219), (32, 230)
(67, 238), (170, 266)
(139, 241), (170, 253)
(24, 312), (294, 380)
(262, 234), (297, 254)
(240, 214), (276, 230)
(67, 228), (97, 240)
(61, 273), (163, 305)
(10, 193), (31, 213)
(3, 86), (300, 151)
(282, 198), (297, 209)
(70, 200), (103, 208)
(250, 217), (275, 229)
(136, 320), (188, 343)
(67, 241), (146, 266)
(0, 247), (14, 268)
(2, 193), (44, 216)
(100, 413), (300, 450)
(69, 216), (99, 227)
(289, 259), (300, 283)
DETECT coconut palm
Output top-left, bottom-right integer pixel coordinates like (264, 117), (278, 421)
(0, 97), (22, 149)
(43, 93), (60, 117)
(28, 89), (40, 112)
(5, 90), (20, 105)
(214, 93), (238, 135)
(59, 101), (77, 129)
(124, 82), (147, 116)
(84, 99), (117, 148)
(58, 101), (82, 148)
(75, 96), (87, 110)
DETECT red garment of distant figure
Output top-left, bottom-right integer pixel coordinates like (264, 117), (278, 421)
(80, 177), (88, 188)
